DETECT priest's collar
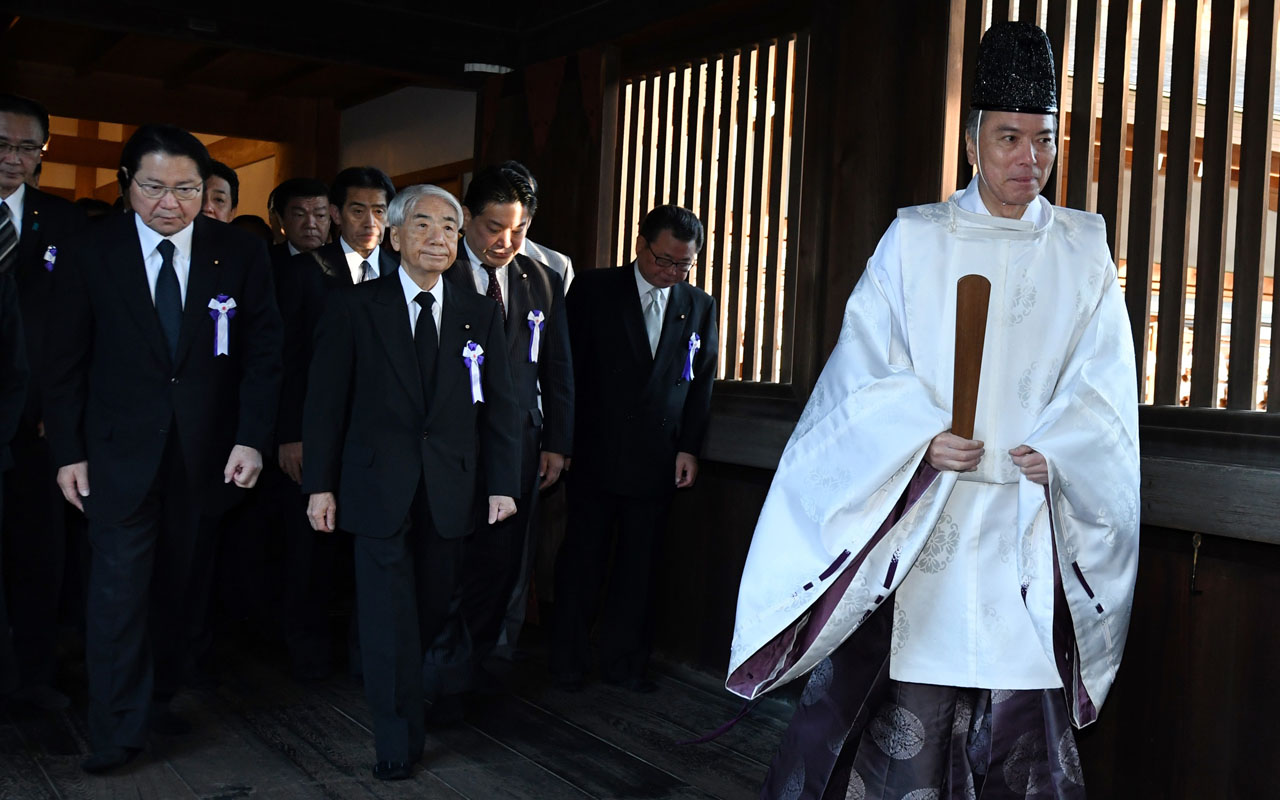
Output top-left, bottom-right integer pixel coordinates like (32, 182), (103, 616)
(957, 176), (1050, 227)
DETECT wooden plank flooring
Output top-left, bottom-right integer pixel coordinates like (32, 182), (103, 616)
(0, 634), (789, 799)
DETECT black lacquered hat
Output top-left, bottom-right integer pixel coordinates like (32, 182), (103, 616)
(971, 21), (1058, 114)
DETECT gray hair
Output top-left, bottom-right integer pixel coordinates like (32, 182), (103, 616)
(387, 184), (464, 228)
(964, 109), (982, 141)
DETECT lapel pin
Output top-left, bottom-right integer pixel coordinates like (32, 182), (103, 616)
(464, 323), (471, 330)
(213, 259), (220, 265)
(679, 313), (687, 320)
(521, 272), (528, 279)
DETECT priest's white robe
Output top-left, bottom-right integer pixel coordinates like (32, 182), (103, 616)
(727, 180), (1139, 727)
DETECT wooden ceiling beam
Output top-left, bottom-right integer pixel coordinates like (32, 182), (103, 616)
(44, 132), (276, 171)
(44, 133), (121, 170)
(6, 60), (299, 141)
(205, 137), (277, 168)
(74, 31), (130, 77)
(248, 62), (326, 102)
(163, 47), (233, 91)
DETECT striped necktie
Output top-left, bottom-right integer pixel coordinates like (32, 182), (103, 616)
(0, 202), (17, 274)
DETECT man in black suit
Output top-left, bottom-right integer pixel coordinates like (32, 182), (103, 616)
(258, 177), (340, 679)
(0, 93), (84, 711)
(445, 163), (572, 687)
(267, 178), (330, 272)
(295, 166), (398, 287)
(201, 160), (238, 222)
(43, 124), (282, 774)
(303, 184), (520, 780)
(551, 205), (717, 692)
(0, 273), (30, 703)
(268, 177), (330, 480)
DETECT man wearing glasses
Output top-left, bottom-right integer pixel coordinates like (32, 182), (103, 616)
(0, 94), (84, 715)
(550, 204), (717, 692)
(43, 124), (281, 774)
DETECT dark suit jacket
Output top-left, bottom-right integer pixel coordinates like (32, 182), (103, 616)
(442, 253), (572, 490)
(566, 265), (717, 497)
(5, 187), (84, 436)
(0, 274), (29, 470)
(297, 240), (399, 288)
(302, 273), (521, 539)
(276, 241), (397, 446)
(43, 212), (283, 523)
(271, 242), (317, 447)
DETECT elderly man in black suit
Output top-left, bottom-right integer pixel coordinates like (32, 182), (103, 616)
(444, 162), (572, 696)
(0, 93), (84, 712)
(295, 166), (397, 287)
(303, 184), (520, 780)
(44, 124), (282, 774)
(551, 205), (718, 692)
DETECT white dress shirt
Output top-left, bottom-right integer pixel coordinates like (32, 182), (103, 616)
(399, 267), (443, 339)
(634, 261), (669, 324)
(135, 214), (194, 305)
(463, 238), (508, 300)
(341, 237), (383, 284)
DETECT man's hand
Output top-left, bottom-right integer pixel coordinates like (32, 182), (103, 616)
(56, 461), (90, 512)
(278, 441), (304, 484)
(675, 451), (699, 488)
(488, 495), (516, 524)
(223, 445), (264, 488)
(307, 492), (337, 532)
(925, 432), (984, 472)
(1009, 444), (1048, 485)
(538, 451), (566, 489)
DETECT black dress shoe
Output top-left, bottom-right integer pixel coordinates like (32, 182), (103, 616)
(149, 707), (193, 735)
(81, 746), (141, 774)
(372, 760), (413, 780)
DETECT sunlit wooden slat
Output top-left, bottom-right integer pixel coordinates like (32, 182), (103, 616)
(1096, 0), (1133, 254)
(1225, 0), (1279, 409)
(1064, 0), (1101, 211)
(1123, 0), (1168, 395)
(1189, 0), (1241, 407)
(1153, 0), (1205, 406)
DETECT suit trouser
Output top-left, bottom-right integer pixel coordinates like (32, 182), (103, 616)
(278, 470), (347, 676)
(3, 433), (67, 689)
(461, 479), (538, 664)
(0, 487), (18, 694)
(353, 486), (470, 764)
(85, 436), (201, 750)
(551, 477), (672, 682)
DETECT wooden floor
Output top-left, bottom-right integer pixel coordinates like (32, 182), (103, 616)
(0, 635), (789, 799)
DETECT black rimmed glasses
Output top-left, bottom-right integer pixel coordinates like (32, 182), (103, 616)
(643, 239), (695, 273)
(0, 141), (43, 158)
(132, 178), (203, 201)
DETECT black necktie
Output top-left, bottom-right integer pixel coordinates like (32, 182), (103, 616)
(414, 291), (438, 406)
(360, 259), (374, 283)
(155, 239), (182, 360)
(484, 266), (505, 320)
(0, 203), (17, 274)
